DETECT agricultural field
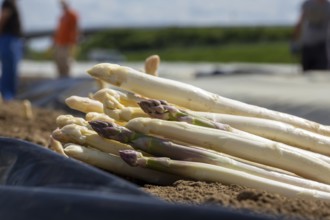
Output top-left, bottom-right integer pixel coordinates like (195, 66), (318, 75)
(26, 26), (299, 64)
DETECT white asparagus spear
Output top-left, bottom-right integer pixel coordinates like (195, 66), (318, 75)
(23, 99), (33, 120)
(64, 144), (179, 185)
(65, 96), (103, 113)
(188, 111), (330, 157)
(126, 117), (330, 184)
(120, 150), (330, 202)
(144, 54), (160, 76)
(87, 63), (330, 136)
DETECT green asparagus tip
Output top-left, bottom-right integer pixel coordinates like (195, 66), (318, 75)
(119, 150), (143, 167)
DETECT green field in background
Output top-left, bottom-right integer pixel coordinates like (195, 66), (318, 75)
(125, 41), (298, 63)
(26, 26), (300, 63)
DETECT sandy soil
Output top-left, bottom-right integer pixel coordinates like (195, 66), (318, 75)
(1, 98), (330, 220)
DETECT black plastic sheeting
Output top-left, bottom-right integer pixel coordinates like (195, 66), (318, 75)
(17, 77), (98, 111)
(0, 137), (274, 220)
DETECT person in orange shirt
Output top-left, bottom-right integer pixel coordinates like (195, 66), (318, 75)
(53, 0), (79, 78)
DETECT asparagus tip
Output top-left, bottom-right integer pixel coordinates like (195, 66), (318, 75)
(87, 63), (121, 78)
(89, 120), (134, 142)
(119, 150), (143, 167)
(88, 120), (115, 138)
(138, 99), (171, 119)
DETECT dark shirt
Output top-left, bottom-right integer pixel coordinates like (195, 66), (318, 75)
(1, 0), (22, 37)
(300, 0), (330, 45)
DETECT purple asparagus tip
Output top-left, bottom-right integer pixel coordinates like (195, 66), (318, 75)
(89, 120), (135, 143)
(119, 150), (142, 167)
(88, 120), (116, 138)
(138, 99), (176, 119)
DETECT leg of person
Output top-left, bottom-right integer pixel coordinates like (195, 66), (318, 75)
(313, 42), (327, 70)
(0, 35), (22, 101)
(54, 45), (71, 78)
(62, 46), (71, 77)
(54, 45), (62, 76)
(301, 45), (314, 72)
(54, 45), (66, 77)
(0, 36), (3, 97)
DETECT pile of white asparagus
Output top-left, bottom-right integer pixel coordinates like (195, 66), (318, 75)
(51, 55), (330, 202)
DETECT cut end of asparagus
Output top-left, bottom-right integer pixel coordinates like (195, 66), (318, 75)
(119, 150), (144, 167)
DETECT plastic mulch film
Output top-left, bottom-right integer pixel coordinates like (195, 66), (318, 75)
(0, 137), (272, 220)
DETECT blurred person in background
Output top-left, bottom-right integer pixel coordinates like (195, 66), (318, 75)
(0, 0), (23, 101)
(53, 0), (79, 78)
(293, 0), (330, 72)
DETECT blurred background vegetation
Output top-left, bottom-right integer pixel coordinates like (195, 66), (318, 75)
(25, 26), (297, 63)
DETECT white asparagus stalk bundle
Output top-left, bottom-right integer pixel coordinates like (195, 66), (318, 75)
(65, 96), (103, 113)
(52, 124), (133, 155)
(137, 99), (330, 164)
(184, 111), (330, 165)
(99, 99), (318, 163)
(189, 111), (330, 157)
(115, 99), (330, 164)
(64, 144), (179, 185)
(126, 117), (330, 184)
(88, 120), (330, 193)
(120, 150), (330, 202)
(87, 63), (330, 136)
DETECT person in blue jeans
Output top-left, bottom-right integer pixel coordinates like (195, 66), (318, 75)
(0, 0), (22, 101)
